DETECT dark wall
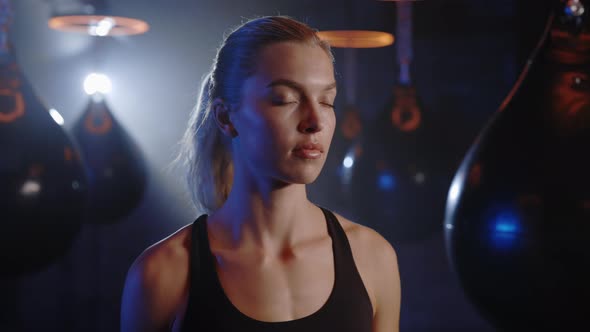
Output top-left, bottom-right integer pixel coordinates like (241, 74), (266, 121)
(2, 0), (551, 331)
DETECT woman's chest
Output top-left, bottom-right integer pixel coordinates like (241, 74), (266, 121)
(213, 243), (335, 322)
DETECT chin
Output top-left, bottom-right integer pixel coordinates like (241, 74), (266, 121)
(275, 168), (321, 185)
(273, 158), (327, 184)
(291, 170), (323, 184)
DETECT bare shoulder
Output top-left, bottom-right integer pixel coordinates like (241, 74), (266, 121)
(120, 224), (193, 332)
(332, 211), (398, 265)
(331, 212), (401, 331)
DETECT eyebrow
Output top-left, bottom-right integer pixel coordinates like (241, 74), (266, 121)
(266, 79), (337, 93)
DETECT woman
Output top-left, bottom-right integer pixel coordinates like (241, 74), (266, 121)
(121, 16), (401, 332)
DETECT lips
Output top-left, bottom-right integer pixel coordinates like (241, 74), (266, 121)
(293, 142), (323, 159)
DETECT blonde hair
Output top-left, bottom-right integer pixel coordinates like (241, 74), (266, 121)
(177, 16), (333, 214)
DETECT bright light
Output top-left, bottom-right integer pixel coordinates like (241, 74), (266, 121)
(566, 0), (585, 17)
(49, 108), (64, 125)
(20, 180), (41, 196)
(89, 17), (115, 36)
(343, 156), (354, 168)
(84, 73), (112, 95)
(448, 180), (461, 204)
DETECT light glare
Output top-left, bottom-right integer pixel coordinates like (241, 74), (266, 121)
(448, 180), (461, 204)
(20, 180), (41, 196)
(343, 156), (354, 168)
(84, 73), (112, 95)
(49, 108), (65, 125)
(89, 17), (115, 36)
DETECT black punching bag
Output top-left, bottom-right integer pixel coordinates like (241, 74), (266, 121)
(0, 1), (86, 277)
(445, 1), (590, 330)
(71, 95), (146, 224)
(352, 1), (448, 243)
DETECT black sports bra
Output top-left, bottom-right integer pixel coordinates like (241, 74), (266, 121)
(181, 207), (373, 331)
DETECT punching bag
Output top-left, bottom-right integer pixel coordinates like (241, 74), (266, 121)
(445, 1), (590, 330)
(0, 1), (87, 277)
(71, 95), (146, 224)
(352, 1), (448, 243)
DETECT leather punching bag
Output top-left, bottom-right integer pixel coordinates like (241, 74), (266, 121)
(71, 95), (146, 224)
(0, 0), (87, 277)
(445, 1), (590, 330)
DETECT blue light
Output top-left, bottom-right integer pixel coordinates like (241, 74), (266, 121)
(377, 172), (396, 191)
(495, 218), (518, 233)
(489, 209), (521, 250)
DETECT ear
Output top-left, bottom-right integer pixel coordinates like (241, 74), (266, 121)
(212, 98), (238, 138)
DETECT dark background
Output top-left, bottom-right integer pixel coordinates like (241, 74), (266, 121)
(3, 0), (552, 331)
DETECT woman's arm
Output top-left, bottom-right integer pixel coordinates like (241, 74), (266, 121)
(120, 238), (190, 332)
(371, 237), (401, 332)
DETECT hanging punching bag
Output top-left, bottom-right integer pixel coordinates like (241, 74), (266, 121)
(315, 29), (393, 212)
(445, 1), (590, 330)
(0, 1), (87, 277)
(352, 1), (447, 243)
(71, 94), (146, 224)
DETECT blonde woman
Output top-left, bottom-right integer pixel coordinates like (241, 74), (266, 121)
(121, 16), (401, 332)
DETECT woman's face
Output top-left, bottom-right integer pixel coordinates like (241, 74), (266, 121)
(230, 41), (337, 186)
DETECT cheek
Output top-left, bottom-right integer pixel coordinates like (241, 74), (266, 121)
(236, 111), (287, 161)
(233, 103), (271, 141)
(265, 118), (297, 154)
(324, 111), (337, 141)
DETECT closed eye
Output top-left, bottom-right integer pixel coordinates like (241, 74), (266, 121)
(271, 100), (298, 106)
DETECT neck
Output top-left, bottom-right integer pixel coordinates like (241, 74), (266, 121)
(210, 166), (318, 255)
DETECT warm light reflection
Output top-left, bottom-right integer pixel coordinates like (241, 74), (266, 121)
(340, 107), (362, 139)
(549, 71), (590, 134)
(390, 86), (422, 132)
(317, 30), (394, 48)
(84, 99), (114, 135)
(48, 15), (149, 36)
(0, 89), (24, 123)
(468, 163), (482, 187)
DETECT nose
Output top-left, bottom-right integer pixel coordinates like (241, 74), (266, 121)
(298, 101), (324, 134)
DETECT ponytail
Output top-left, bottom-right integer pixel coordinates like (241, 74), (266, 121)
(178, 73), (233, 214)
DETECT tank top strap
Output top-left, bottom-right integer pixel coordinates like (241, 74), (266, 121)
(318, 206), (373, 316)
(318, 206), (356, 278)
(182, 214), (209, 329)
